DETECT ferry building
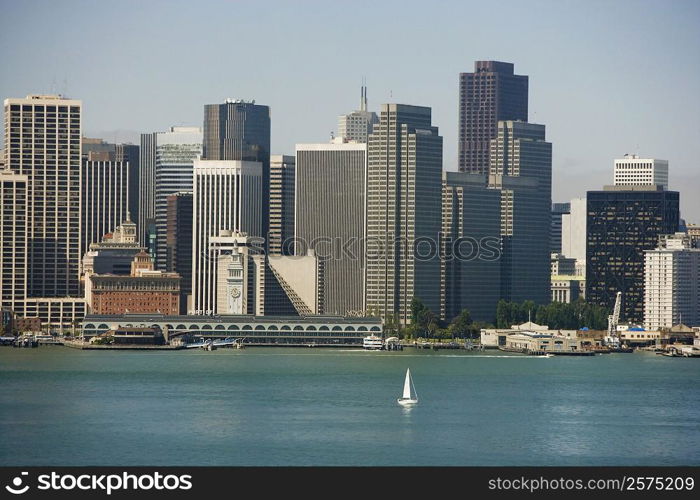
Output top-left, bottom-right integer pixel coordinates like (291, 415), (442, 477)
(81, 313), (383, 347)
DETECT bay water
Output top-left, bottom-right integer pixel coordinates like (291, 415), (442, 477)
(1, 346), (698, 466)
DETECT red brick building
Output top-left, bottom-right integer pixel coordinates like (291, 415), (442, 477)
(86, 252), (180, 315)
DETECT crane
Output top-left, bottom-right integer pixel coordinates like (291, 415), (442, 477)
(605, 292), (622, 348)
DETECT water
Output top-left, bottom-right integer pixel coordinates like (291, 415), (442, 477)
(1, 346), (698, 466)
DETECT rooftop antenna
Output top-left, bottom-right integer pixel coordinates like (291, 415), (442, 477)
(360, 77), (368, 112)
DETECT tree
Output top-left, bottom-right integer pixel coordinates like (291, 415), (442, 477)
(410, 297), (428, 325)
(496, 299), (512, 328)
(448, 309), (472, 338)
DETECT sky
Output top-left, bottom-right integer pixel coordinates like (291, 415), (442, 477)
(1, 0), (699, 221)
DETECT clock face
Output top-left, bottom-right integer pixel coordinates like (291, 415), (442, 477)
(230, 288), (241, 298)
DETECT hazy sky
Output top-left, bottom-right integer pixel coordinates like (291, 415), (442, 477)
(2, 0), (699, 221)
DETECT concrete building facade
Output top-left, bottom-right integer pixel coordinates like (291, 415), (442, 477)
(365, 104), (443, 324)
(458, 61), (529, 175)
(3, 95), (84, 328)
(337, 86), (379, 143)
(268, 154), (295, 255)
(191, 160), (263, 314)
(295, 140), (366, 315)
(644, 233), (700, 329)
(614, 154), (668, 190)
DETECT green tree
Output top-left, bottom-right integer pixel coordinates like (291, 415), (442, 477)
(448, 309), (472, 338)
(410, 297), (428, 325)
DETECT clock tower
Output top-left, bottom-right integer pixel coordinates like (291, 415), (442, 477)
(225, 246), (245, 314)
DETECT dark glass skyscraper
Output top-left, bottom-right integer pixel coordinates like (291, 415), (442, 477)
(586, 186), (680, 324)
(202, 100), (271, 246)
(458, 61), (528, 174)
(166, 192), (193, 314)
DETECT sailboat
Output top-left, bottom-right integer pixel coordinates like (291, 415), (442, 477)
(397, 368), (418, 406)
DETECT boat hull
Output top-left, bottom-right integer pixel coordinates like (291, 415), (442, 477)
(397, 398), (418, 406)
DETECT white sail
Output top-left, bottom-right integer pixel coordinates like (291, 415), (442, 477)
(403, 368), (412, 399)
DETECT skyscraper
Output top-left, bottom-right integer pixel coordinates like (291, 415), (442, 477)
(441, 171), (501, 323)
(489, 121), (552, 305)
(365, 104), (443, 324)
(191, 159), (263, 313)
(3, 95), (85, 327)
(81, 154), (130, 260)
(166, 192), (193, 313)
(614, 154), (668, 190)
(152, 127), (202, 270)
(295, 140), (367, 315)
(268, 155), (295, 255)
(0, 169), (28, 317)
(82, 137), (139, 229)
(337, 86), (379, 143)
(586, 185), (680, 324)
(561, 196), (587, 275)
(202, 99), (270, 246)
(644, 233), (700, 330)
(139, 132), (157, 247)
(550, 202), (570, 254)
(458, 61), (528, 174)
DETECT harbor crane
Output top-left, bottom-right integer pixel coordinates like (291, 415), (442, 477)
(605, 292), (622, 348)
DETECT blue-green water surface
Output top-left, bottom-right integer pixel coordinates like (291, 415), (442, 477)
(1, 347), (698, 466)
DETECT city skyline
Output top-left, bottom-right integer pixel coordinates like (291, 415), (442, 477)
(1, 0), (698, 222)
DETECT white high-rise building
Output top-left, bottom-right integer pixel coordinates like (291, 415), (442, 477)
(191, 159), (262, 313)
(644, 233), (700, 330)
(153, 127), (202, 269)
(337, 86), (379, 144)
(614, 154), (668, 189)
(561, 196), (587, 275)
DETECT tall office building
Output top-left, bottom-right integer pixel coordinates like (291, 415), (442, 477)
(614, 154), (668, 190)
(268, 155), (295, 255)
(202, 99), (270, 246)
(295, 140), (367, 315)
(82, 137), (139, 227)
(151, 127), (202, 270)
(3, 95), (85, 327)
(441, 172), (501, 323)
(458, 61), (528, 174)
(644, 233), (700, 330)
(0, 169), (28, 316)
(166, 192), (193, 313)
(586, 185), (680, 324)
(551, 202), (570, 254)
(191, 159), (263, 313)
(489, 121), (552, 305)
(337, 86), (379, 143)
(365, 104), (443, 324)
(561, 196), (587, 275)
(81, 155), (130, 259)
(139, 132), (157, 247)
